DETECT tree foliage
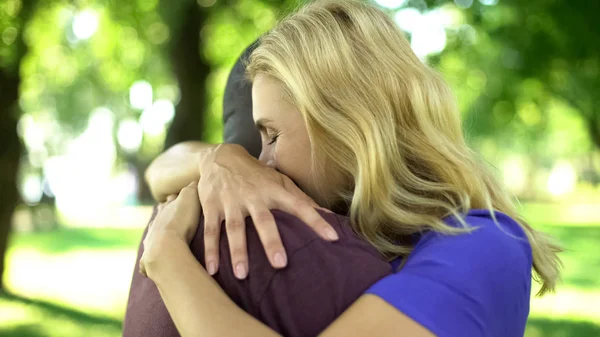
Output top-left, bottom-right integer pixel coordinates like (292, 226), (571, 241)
(1, 0), (598, 209)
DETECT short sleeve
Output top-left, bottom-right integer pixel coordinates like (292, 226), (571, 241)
(366, 211), (533, 337)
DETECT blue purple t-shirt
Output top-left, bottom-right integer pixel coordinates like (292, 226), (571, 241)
(367, 209), (533, 337)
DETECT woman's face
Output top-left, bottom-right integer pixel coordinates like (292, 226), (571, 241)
(252, 74), (327, 205)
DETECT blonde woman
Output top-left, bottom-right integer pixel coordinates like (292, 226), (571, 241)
(127, 1), (561, 336)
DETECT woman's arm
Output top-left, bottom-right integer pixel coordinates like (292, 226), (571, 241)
(142, 186), (432, 337)
(146, 233), (280, 337)
(145, 141), (215, 202)
(146, 234), (433, 337)
(321, 296), (434, 337)
(141, 187), (280, 337)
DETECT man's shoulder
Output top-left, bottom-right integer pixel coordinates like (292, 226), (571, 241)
(267, 210), (345, 253)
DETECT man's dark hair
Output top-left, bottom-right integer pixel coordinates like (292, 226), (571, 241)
(223, 40), (262, 158)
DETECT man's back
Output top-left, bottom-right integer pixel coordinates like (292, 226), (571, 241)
(123, 209), (390, 337)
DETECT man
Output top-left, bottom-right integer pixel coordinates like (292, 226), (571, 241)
(122, 42), (390, 337)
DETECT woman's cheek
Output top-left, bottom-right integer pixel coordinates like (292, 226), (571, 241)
(275, 141), (308, 185)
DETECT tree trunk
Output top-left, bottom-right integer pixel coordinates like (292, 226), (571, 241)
(0, 71), (21, 291)
(130, 154), (154, 204)
(588, 110), (600, 151)
(163, 2), (210, 149)
(0, 0), (35, 290)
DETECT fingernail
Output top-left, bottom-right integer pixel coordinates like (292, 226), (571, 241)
(324, 228), (339, 241)
(235, 262), (247, 279)
(207, 261), (217, 275)
(273, 252), (287, 268)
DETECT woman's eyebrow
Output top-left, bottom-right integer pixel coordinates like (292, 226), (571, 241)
(254, 118), (276, 130)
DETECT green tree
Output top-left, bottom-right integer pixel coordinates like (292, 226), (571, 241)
(162, 0), (210, 149)
(417, 0), (600, 191)
(0, 0), (35, 290)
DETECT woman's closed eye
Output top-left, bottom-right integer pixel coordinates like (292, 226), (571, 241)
(268, 133), (280, 145)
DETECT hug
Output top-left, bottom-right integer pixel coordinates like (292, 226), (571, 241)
(122, 1), (561, 336)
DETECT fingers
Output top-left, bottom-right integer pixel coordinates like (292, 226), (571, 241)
(224, 205), (249, 279)
(315, 206), (334, 214)
(280, 176), (339, 240)
(139, 260), (147, 277)
(203, 205), (221, 276)
(280, 195), (339, 241)
(177, 182), (201, 212)
(247, 203), (288, 270)
(158, 193), (177, 212)
(161, 180), (196, 211)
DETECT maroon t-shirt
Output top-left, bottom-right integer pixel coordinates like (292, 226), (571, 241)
(122, 209), (391, 337)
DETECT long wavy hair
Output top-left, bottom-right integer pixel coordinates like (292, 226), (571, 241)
(246, 0), (561, 294)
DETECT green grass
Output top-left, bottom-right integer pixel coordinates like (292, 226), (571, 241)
(0, 291), (121, 337)
(527, 224), (600, 326)
(9, 227), (144, 254)
(0, 228), (142, 337)
(1, 205), (600, 336)
(525, 318), (600, 337)
(536, 225), (600, 290)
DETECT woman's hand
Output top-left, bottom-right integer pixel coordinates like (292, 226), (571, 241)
(139, 182), (201, 278)
(198, 144), (338, 280)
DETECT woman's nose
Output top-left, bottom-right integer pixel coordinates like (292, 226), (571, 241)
(258, 151), (276, 169)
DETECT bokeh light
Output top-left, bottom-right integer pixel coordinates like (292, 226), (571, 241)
(21, 175), (43, 206)
(72, 10), (99, 40)
(547, 162), (577, 197)
(502, 157), (527, 194)
(2, 26), (18, 45)
(410, 19), (447, 57)
(139, 99), (175, 136)
(394, 6), (462, 58)
(454, 0), (473, 9)
(117, 119), (143, 152)
(374, 0), (408, 9)
(394, 8), (421, 32)
(129, 81), (153, 110)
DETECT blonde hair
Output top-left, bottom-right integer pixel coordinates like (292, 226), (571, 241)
(246, 0), (561, 295)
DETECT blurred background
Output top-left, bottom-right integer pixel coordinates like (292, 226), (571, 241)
(0, 0), (598, 336)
